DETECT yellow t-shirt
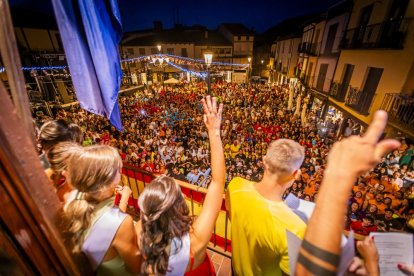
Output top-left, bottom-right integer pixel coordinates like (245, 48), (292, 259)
(228, 177), (307, 276)
(230, 144), (241, 158)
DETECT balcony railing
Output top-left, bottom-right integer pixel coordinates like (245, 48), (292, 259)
(345, 87), (373, 115)
(298, 42), (318, 56)
(381, 93), (414, 133)
(341, 18), (410, 50)
(330, 81), (347, 102)
(120, 165), (232, 256)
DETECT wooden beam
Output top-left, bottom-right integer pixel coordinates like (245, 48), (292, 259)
(0, 0), (35, 145)
(0, 80), (81, 275)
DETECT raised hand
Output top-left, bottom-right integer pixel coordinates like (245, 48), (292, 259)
(201, 95), (223, 135)
(326, 111), (400, 179)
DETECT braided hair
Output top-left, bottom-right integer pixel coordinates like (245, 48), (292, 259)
(138, 176), (192, 275)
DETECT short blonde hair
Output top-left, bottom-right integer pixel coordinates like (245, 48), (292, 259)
(264, 139), (304, 175)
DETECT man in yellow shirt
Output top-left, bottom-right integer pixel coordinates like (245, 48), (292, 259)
(230, 140), (241, 158)
(226, 139), (306, 276)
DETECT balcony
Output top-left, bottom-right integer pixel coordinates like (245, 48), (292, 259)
(341, 18), (410, 50)
(345, 87), (372, 115)
(330, 81), (347, 102)
(381, 93), (414, 135)
(298, 42), (318, 56)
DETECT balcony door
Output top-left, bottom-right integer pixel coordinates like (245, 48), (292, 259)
(361, 67), (383, 112)
(325, 23), (338, 54)
(381, 0), (408, 45)
(355, 4), (373, 46)
(316, 64), (328, 91)
(339, 64), (354, 101)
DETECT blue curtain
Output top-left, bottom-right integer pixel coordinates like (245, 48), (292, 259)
(52, 0), (124, 130)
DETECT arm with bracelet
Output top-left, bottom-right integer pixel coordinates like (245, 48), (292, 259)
(295, 111), (400, 275)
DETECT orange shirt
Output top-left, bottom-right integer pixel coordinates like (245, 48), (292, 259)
(305, 181), (315, 195)
(365, 192), (376, 201)
(354, 196), (364, 207)
(352, 186), (367, 197)
(301, 174), (310, 184)
(368, 199), (387, 214)
(381, 180), (393, 193)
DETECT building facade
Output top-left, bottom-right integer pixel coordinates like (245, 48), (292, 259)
(329, 0), (414, 137)
(218, 23), (254, 64)
(272, 36), (302, 84)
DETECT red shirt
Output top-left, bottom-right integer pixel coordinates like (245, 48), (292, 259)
(350, 221), (377, 236)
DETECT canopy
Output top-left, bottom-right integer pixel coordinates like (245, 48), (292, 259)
(164, 78), (179, 84)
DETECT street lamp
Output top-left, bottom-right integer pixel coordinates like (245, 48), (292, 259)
(204, 51), (213, 95)
(261, 59), (264, 78)
(247, 57), (251, 84)
(157, 44), (162, 52)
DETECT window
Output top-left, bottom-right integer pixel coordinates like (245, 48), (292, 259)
(181, 48), (188, 57)
(139, 48), (145, 55)
(127, 48), (134, 55)
(238, 35), (241, 41)
(246, 35), (250, 41)
(167, 48), (174, 55)
(151, 48), (157, 54)
(225, 48), (231, 54)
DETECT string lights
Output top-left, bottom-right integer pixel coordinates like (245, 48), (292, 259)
(167, 61), (207, 79)
(0, 54), (248, 76)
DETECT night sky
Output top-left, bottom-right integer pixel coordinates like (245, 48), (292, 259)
(11, 0), (341, 32)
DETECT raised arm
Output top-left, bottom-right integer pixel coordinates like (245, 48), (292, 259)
(191, 96), (225, 251)
(296, 111), (400, 275)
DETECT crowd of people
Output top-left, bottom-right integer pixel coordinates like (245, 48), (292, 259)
(34, 81), (414, 275)
(36, 81), (414, 235)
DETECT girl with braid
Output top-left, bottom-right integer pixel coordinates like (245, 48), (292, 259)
(136, 96), (225, 275)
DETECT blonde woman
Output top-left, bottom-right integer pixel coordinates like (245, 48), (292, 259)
(46, 141), (82, 202)
(136, 96), (225, 275)
(60, 145), (140, 275)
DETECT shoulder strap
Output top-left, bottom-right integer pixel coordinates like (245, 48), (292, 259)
(82, 207), (127, 270)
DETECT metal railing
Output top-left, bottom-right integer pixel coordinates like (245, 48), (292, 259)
(381, 93), (414, 133)
(300, 75), (332, 94)
(344, 86), (372, 115)
(298, 42), (318, 56)
(120, 164), (232, 256)
(341, 18), (411, 50)
(330, 81), (347, 102)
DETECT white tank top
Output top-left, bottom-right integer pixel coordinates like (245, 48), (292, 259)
(166, 233), (190, 276)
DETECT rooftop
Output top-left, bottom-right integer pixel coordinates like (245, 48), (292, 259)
(220, 23), (255, 36)
(122, 26), (232, 46)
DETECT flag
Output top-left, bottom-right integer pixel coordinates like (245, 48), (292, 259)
(52, 0), (123, 130)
